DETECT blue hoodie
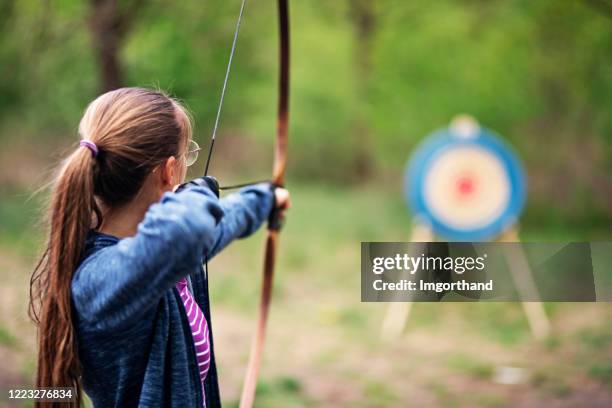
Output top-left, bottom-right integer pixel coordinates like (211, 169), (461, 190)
(71, 184), (274, 407)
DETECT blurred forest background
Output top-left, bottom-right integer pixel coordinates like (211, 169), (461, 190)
(1, 0), (612, 407)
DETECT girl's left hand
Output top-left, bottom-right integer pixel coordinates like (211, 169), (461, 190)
(274, 187), (291, 218)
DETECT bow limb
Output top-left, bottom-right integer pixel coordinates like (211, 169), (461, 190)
(239, 1), (290, 407)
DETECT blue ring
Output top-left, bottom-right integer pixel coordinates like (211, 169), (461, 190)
(405, 127), (526, 241)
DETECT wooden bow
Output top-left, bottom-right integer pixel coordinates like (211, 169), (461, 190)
(239, 1), (290, 407)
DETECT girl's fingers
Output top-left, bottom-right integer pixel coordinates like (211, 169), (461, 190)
(274, 188), (291, 210)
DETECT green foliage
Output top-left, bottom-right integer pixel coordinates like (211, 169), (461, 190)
(0, 0), (611, 224)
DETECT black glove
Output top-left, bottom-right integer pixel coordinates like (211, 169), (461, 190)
(268, 183), (283, 231)
(176, 176), (220, 198)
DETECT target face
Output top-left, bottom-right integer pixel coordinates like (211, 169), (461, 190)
(405, 126), (525, 241)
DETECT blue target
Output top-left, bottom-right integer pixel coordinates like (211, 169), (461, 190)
(405, 121), (526, 241)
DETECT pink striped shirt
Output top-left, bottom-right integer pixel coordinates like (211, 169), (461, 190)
(176, 278), (211, 407)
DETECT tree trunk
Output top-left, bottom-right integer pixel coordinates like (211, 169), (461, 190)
(584, 0), (612, 18)
(90, 0), (143, 92)
(349, 0), (377, 179)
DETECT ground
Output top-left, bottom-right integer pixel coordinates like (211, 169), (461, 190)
(0, 184), (611, 407)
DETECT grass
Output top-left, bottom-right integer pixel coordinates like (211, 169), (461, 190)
(589, 363), (612, 388)
(577, 326), (612, 352)
(531, 368), (574, 397)
(362, 379), (399, 406)
(0, 188), (45, 259)
(225, 376), (307, 408)
(0, 325), (17, 347)
(427, 382), (459, 408)
(447, 353), (494, 380)
(1, 183), (611, 406)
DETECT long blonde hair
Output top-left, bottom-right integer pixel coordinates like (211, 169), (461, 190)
(29, 87), (192, 406)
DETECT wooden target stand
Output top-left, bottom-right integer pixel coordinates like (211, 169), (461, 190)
(382, 116), (550, 341)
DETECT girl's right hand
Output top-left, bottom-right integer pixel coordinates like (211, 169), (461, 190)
(175, 176), (220, 198)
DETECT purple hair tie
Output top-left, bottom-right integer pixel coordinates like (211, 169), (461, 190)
(80, 140), (99, 157)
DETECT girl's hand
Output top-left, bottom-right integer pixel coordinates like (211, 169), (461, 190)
(175, 176), (219, 197)
(269, 187), (290, 230)
(274, 188), (291, 218)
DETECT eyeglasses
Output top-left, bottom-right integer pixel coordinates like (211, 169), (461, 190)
(184, 140), (202, 167)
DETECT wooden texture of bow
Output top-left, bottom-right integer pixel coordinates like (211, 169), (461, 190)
(239, 1), (290, 407)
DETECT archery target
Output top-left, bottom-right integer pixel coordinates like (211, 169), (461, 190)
(406, 124), (526, 241)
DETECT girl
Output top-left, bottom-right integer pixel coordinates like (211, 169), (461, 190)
(29, 87), (290, 407)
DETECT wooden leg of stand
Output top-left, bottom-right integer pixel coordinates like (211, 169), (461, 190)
(381, 222), (433, 341)
(499, 227), (551, 340)
(382, 302), (413, 341)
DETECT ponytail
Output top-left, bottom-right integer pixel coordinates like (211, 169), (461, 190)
(30, 146), (99, 405)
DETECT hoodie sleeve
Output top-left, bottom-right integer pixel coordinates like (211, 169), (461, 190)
(72, 186), (224, 331)
(206, 183), (275, 259)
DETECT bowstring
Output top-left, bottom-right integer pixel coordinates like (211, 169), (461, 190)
(203, 0), (247, 177)
(202, 0), (246, 289)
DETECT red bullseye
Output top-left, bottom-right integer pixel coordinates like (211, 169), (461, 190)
(456, 175), (476, 197)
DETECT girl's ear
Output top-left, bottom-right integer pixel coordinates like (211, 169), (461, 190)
(159, 156), (177, 189)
